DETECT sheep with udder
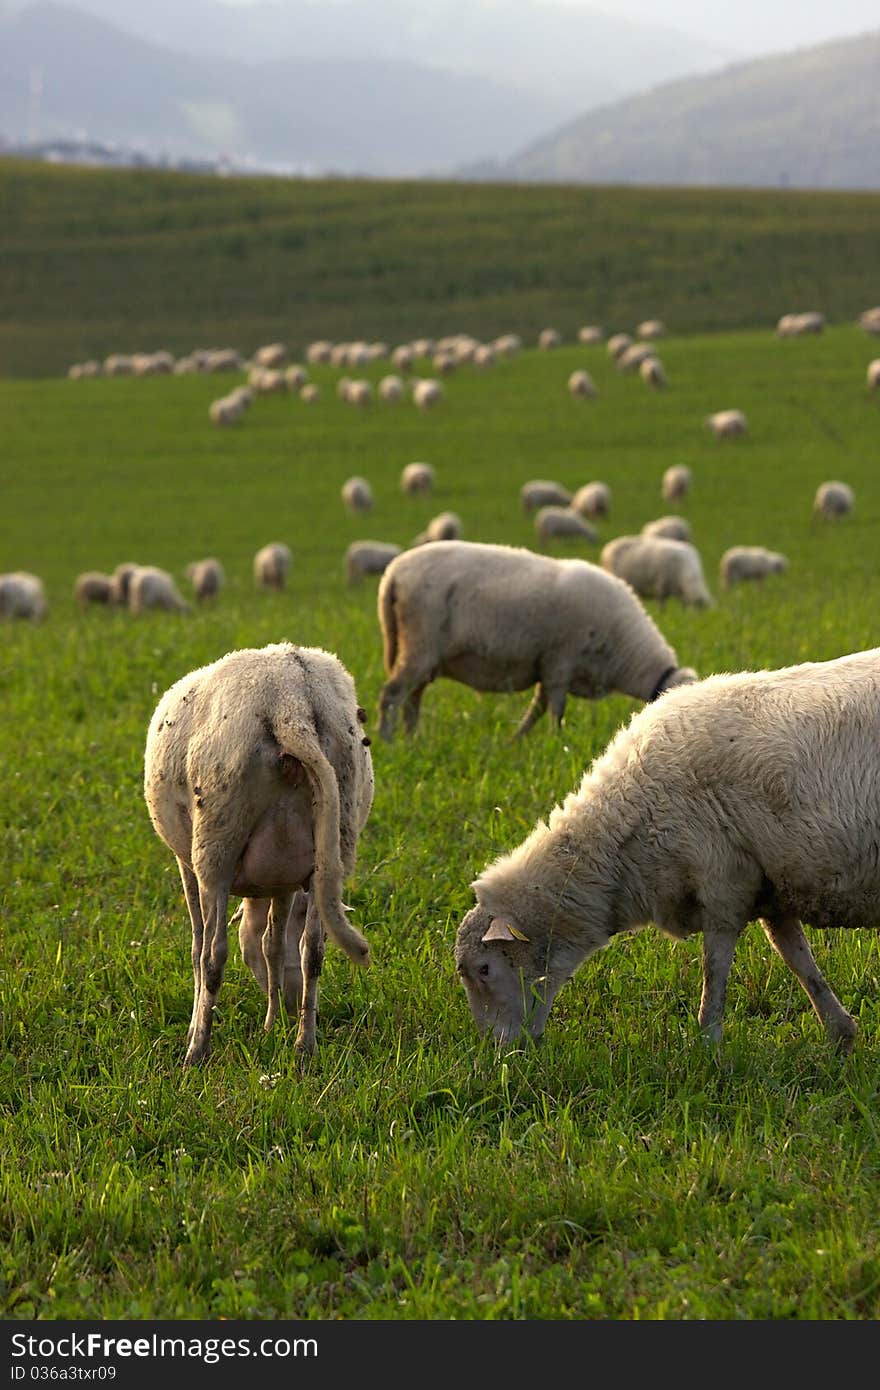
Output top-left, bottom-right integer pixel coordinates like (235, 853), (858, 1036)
(377, 540), (697, 741)
(662, 464), (692, 503)
(412, 511), (463, 546)
(401, 461), (435, 496)
(345, 540), (403, 585)
(538, 328), (561, 350)
(412, 378), (444, 411)
(73, 571), (114, 607)
(639, 355), (666, 388)
(185, 557), (225, 602)
(720, 546), (788, 589)
(813, 481), (854, 520)
(342, 476), (374, 514)
(520, 479), (572, 513)
(571, 481), (611, 520)
(601, 534), (713, 609)
(705, 409), (748, 439)
(253, 542), (292, 591)
(454, 646), (880, 1053)
(0, 571), (47, 622)
(567, 369), (597, 399)
(143, 641), (374, 1066)
(641, 515), (691, 543)
(535, 507), (598, 545)
(127, 566), (190, 615)
(866, 360), (880, 390)
(606, 333), (633, 360)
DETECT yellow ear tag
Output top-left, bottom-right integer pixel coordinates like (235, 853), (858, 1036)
(507, 924), (529, 942)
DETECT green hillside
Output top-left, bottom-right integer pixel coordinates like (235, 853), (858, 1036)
(2, 157), (880, 378)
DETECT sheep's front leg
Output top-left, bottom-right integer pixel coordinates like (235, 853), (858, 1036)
(698, 922), (742, 1044)
(262, 890), (296, 1033)
(186, 880), (230, 1067)
(761, 915), (857, 1052)
(402, 682), (428, 735)
(295, 893), (326, 1058)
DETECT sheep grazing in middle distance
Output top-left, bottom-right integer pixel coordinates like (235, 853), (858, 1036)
(538, 328), (561, 350)
(720, 546), (788, 589)
(705, 409), (748, 439)
(571, 481), (611, 520)
(109, 562), (139, 607)
(866, 360), (880, 391)
(661, 464), (692, 503)
(454, 647), (880, 1052)
(813, 481), (854, 520)
(601, 534), (713, 609)
(534, 507), (598, 545)
(341, 476), (374, 514)
(73, 571), (114, 607)
(128, 566), (190, 615)
(639, 356), (666, 388)
(412, 378), (444, 411)
(0, 571), (48, 622)
(185, 557), (225, 602)
(413, 511), (463, 545)
(641, 515), (691, 543)
(345, 540), (402, 585)
(520, 479), (572, 513)
(143, 641), (374, 1066)
(376, 540), (697, 740)
(253, 542), (292, 591)
(400, 461), (435, 496)
(567, 369), (597, 400)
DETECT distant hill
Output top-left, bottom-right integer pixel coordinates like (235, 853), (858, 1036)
(486, 30), (880, 190)
(0, 2), (567, 175)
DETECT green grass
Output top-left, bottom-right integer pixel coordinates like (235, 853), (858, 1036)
(1, 158), (880, 378)
(3, 321), (880, 1319)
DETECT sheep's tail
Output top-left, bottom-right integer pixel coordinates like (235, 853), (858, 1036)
(378, 572), (398, 674)
(273, 716), (370, 967)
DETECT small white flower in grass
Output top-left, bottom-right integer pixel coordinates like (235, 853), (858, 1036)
(259, 1072), (281, 1089)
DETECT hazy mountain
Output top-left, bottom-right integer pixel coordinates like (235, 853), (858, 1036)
(488, 29), (880, 189)
(1, 0), (737, 122)
(0, 3), (572, 173)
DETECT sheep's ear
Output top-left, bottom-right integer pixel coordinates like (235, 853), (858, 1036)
(482, 916), (529, 943)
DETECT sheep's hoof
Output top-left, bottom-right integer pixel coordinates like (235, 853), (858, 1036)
(830, 1016), (858, 1054)
(183, 1041), (209, 1068)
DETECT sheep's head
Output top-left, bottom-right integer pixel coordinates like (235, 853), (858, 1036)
(454, 902), (581, 1044)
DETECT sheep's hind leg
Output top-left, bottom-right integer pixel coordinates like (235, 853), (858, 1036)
(761, 915), (857, 1052)
(185, 880), (230, 1067)
(261, 890), (296, 1034)
(177, 858), (204, 1050)
(402, 682), (428, 735)
(295, 893), (326, 1059)
(698, 920), (743, 1044)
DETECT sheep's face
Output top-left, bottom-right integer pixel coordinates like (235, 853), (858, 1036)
(454, 904), (578, 1044)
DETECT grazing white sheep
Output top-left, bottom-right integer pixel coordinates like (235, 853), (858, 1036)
(345, 540), (402, 585)
(0, 571), (47, 621)
(641, 515), (691, 543)
(776, 311), (825, 336)
(813, 481), (854, 520)
(306, 340), (333, 364)
(209, 394), (245, 426)
(538, 328), (561, 350)
(254, 542), (292, 591)
(412, 378), (444, 411)
(391, 345), (415, 372)
(143, 641), (374, 1066)
(342, 476), (374, 514)
(578, 326), (604, 344)
(401, 461), (435, 495)
(534, 507), (598, 544)
(128, 566), (190, 615)
(859, 308), (880, 335)
(571, 481), (611, 520)
(377, 540), (697, 740)
(300, 383), (320, 404)
(567, 369), (597, 399)
(73, 571), (114, 607)
(520, 479), (572, 513)
(379, 374), (405, 403)
(109, 562), (140, 607)
(866, 360), (880, 390)
(606, 333), (633, 360)
(253, 342), (287, 368)
(284, 365), (308, 391)
(636, 319), (666, 340)
(617, 342), (655, 373)
(345, 379), (373, 409)
(493, 333), (523, 357)
(601, 534), (713, 608)
(413, 511), (463, 545)
(662, 464), (692, 503)
(454, 647), (880, 1052)
(185, 558), (225, 602)
(720, 546), (788, 589)
(472, 345), (496, 369)
(639, 355), (666, 388)
(705, 409), (748, 439)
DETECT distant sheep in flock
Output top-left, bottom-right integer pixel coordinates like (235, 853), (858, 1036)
(601, 534), (713, 609)
(0, 571), (47, 622)
(571, 481), (611, 520)
(341, 476), (374, 514)
(705, 409), (748, 439)
(617, 342), (655, 373)
(73, 571), (114, 607)
(252, 342), (287, 368)
(860, 307), (880, 335)
(639, 356), (666, 388)
(401, 461), (435, 495)
(412, 378), (444, 411)
(662, 464), (692, 503)
(143, 641), (374, 1066)
(567, 369), (597, 399)
(454, 647), (880, 1053)
(636, 319), (666, 340)
(299, 384), (320, 404)
(521, 479), (572, 513)
(866, 360), (880, 391)
(720, 545), (788, 589)
(185, 557), (225, 602)
(538, 328), (561, 350)
(578, 325), (604, 344)
(109, 562), (139, 607)
(254, 542), (292, 591)
(776, 312), (825, 337)
(535, 507), (598, 544)
(413, 511), (463, 545)
(606, 333), (633, 360)
(379, 375), (405, 403)
(377, 540), (697, 741)
(813, 481), (854, 520)
(128, 566), (190, 614)
(345, 540), (402, 585)
(641, 515), (691, 543)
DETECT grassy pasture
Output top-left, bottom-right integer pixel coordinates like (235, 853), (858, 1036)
(3, 322), (880, 1320)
